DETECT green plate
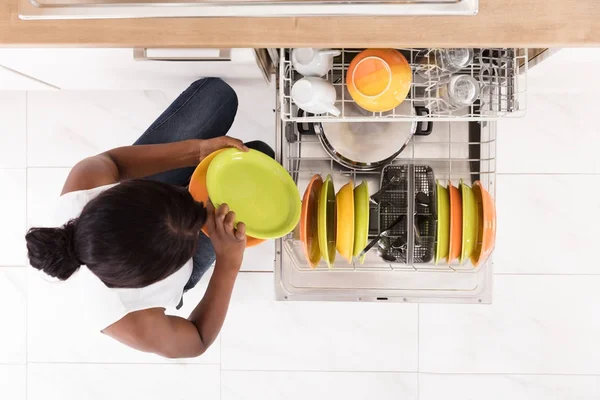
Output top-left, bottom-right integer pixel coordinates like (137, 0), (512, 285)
(206, 149), (301, 240)
(459, 179), (478, 265)
(318, 175), (336, 268)
(353, 181), (369, 264)
(435, 181), (450, 265)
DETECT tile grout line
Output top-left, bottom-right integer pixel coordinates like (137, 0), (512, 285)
(415, 371), (600, 377)
(22, 362), (419, 373)
(0, 166), (34, 170)
(16, 363), (600, 377)
(24, 90), (28, 400)
(23, 166), (74, 170)
(417, 308), (421, 393)
(25, 361), (223, 366)
(220, 333), (223, 400)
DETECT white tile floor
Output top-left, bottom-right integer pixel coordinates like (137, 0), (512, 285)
(1, 49), (600, 399)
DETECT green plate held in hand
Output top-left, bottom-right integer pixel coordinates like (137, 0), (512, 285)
(206, 148), (301, 240)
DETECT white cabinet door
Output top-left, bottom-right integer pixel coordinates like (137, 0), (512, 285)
(0, 64), (57, 90)
(0, 48), (267, 91)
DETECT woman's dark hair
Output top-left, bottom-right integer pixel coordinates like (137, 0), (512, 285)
(26, 180), (207, 288)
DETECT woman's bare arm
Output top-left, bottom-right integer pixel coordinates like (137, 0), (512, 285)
(103, 263), (239, 358)
(103, 203), (246, 358)
(61, 137), (248, 195)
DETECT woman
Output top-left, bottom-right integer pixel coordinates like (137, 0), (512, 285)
(26, 78), (273, 359)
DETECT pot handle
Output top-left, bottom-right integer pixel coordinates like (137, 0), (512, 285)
(297, 109), (318, 136)
(414, 106), (433, 136)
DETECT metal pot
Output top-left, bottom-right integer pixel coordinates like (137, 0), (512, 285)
(297, 102), (432, 170)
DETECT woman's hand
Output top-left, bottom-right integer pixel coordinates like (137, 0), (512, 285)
(197, 137), (249, 162)
(204, 201), (246, 271)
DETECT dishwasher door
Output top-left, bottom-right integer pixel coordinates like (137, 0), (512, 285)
(274, 48), (525, 304)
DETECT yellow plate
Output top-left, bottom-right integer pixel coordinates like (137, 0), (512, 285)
(353, 181), (369, 264)
(336, 180), (355, 263)
(318, 175), (336, 268)
(459, 179), (478, 265)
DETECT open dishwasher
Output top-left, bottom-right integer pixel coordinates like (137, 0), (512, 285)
(274, 48), (527, 304)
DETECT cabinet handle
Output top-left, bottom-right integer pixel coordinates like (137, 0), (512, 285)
(133, 48), (232, 62)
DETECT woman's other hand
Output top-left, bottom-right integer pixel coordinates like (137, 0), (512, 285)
(205, 201), (246, 271)
(197, 137), (249, 162)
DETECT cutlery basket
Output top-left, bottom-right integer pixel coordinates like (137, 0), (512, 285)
(375, 164), (438, 265)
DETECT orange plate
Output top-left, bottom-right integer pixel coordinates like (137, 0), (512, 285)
(300, 175), (324, 268)
(189, 149), (265, 248)
(470, 181), (496, 266)
(447, 181), (462, 263)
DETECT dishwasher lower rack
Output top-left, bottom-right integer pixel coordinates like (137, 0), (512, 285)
(275, 119), (496, 304)
(279, 47), (527, 122)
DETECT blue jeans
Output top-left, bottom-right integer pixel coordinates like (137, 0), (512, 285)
(134, 78), (274, 292)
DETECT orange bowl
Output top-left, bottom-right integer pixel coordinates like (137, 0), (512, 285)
(346, 49), (412, 113)
(470, 181), (496, 266)
(189, 149), (265, 248)
(447, 181), (462, 264)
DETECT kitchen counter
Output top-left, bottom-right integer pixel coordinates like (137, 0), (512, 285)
(0, 0), (599, 47)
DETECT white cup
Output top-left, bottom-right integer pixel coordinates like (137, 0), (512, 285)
(292, 77), (341, 116)
(292, 48), (341, 77)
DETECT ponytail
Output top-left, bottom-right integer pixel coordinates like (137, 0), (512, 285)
(26, 220), (81, 280)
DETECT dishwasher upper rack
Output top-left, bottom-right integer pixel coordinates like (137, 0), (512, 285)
(279, 48), (527, 122)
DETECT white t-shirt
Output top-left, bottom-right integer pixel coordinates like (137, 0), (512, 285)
(52, 184), (193, 331)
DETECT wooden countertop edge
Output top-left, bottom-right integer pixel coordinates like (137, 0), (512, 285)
(1, 0), (600, 47)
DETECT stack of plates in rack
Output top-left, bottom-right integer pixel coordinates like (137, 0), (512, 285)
(298, 170), (496, 269)
(435, 179), (497, 267)
(299, 174), (370, 269)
